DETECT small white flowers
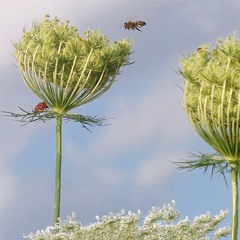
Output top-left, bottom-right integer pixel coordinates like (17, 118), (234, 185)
(23, 201), (230, 240)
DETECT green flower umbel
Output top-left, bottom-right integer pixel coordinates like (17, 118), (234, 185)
(15, 15), (132, 113)
(13, 15), (132, 225)
(181, 36), (240, 162)
(180, 34), (240, 240)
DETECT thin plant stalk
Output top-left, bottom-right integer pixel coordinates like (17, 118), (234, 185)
(231, 163), (239, 240)
(54, 115), (63, 223)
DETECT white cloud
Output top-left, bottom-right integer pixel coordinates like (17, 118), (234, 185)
(95, 167), (126, 186)
(134, 153), (176, 187)
(0, 165), (18, 210)
(0, 120), (43, 216)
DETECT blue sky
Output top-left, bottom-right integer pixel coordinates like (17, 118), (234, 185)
(0, 0), (239, 239)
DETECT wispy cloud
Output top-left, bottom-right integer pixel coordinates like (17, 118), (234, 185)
(95, 167), (126, 186)
(134, 152), (180, 187)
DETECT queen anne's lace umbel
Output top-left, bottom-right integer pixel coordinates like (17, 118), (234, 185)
(180, 34), (240, 161)
(15, 15), (132, 113)
(24, 201), (230, 240)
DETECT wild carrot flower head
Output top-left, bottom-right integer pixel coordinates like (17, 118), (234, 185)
(180, 33), (240, 162)
(15, 15), (132, 113)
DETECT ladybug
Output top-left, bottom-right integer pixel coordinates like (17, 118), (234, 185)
(34, 102), (48, 112)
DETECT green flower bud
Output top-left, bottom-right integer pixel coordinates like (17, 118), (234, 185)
(180, 33), (240, 162)
(15, 15), (132, 113)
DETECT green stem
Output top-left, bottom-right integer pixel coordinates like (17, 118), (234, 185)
(231, 163), (239, 240)
(54, 115), (62, 224)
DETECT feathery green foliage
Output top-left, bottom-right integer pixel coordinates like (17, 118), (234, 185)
(3, 108), (107, 131)
(175, 152), (231, 185)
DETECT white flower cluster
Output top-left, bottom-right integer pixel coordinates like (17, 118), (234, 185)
(23, 201), (230, 240)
